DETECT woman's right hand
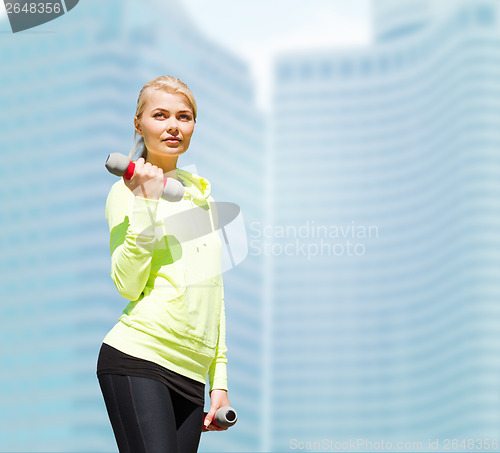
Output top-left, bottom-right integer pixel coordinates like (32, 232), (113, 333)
(123, 158), (164, 200)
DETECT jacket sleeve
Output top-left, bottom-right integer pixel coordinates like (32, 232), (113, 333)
(105, 182), (160, 301)
(208, 290), (228, 392)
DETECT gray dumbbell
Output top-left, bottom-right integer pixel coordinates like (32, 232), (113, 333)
(105, 153), (185, 202)
(203, 406), (238, 431)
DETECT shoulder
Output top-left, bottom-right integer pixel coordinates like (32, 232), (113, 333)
(107, 179), (132, 202)
(105, 180), (133, 224)
(176, 167), (212, 200)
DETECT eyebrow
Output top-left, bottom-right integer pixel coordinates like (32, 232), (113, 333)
(152, 108), (192, 114)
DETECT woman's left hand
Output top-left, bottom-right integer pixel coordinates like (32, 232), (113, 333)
(204, 389), (230, 431)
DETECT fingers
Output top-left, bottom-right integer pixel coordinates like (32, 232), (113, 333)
(206, 424), (228, 432)
(133, 158), (163, 180)
(124, 158), (165, 200)
(203, 410), (229, 432)
(134, 157), (145, 172)
(203, 410), (215, 430)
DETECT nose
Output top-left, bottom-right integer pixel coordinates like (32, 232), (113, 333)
(166, 118), (179, 134)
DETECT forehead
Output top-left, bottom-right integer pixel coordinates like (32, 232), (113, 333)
(143, 88), (192, 112)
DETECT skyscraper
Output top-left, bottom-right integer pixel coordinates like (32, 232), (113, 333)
(270, 0), (500, 450)
(0, 0), (263, 451)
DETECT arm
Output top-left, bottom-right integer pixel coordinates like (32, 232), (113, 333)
(106, 185), (159, 301)
(207, 198), (228, 392)
(106, 159), (165, 301)
(208, 294), (228, 392)
(204, 295), (230, 430)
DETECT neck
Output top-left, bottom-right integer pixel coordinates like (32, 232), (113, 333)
(146, 150), (179, 178)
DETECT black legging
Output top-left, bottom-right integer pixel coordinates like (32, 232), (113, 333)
(98, 374), (204, 453)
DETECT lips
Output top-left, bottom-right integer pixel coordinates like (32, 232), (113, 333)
(163, 137), (181, 146)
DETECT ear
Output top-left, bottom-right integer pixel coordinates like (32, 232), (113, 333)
(134, 116), (143, 137)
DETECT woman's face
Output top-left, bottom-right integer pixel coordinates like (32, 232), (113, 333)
(134, 89), (195, 158)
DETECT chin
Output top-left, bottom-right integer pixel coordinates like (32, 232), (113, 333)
(152, 147), (186, 156)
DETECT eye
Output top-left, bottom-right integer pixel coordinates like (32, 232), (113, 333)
(179, 114), (192, 121)
(154, 112), (165, 118)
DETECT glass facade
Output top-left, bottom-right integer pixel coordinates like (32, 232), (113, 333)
(0, 1), (263, 451)
(269, 0), (500, 451)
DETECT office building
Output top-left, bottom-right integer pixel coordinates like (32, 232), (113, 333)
(0, 0), (263, 451)
(269, 0), (500, 449)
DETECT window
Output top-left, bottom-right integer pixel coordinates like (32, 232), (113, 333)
(476, 4), (495, 26)
(321, 62), (333, 79)
(277, 64), (292, 82)
(340, 60), (353, 77)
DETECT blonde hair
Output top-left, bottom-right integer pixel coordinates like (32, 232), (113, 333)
(129, 75), (197, 161)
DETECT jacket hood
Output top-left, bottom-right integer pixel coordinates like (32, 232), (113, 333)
(176, 167), (211, 203)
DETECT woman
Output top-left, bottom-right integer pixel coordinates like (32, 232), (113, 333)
(97, 75), (231, 453)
